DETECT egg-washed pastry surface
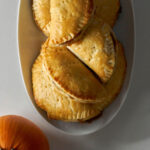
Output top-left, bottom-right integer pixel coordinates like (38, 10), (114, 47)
(32, 55), (101, 122)
(32, 0), (50, 36)
(32, 0), (120, 36)
(49, 0), (94, 45)
(32, 41), (126, 122)
(42, 40), (107, 103)
(95, 0), (120, 27)
(68, 19), (116, 83)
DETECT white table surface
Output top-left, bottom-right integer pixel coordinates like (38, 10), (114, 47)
(0, 0), (150, 149)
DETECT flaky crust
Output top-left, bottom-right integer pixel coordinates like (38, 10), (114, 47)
(32, 55), (102, 122)
(49, 0), (94, 45)
(32, 0), (120, 36)
(32, 41), (126, 122)
(42, 39), (107, 103)
(68, 19), (116, 83)
(32, 0), (50, 36)
(95, 0), (120, 27)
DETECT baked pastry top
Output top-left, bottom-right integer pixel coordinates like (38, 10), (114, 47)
(32, 41), (126, 122)
(95, 0), (120, 27)
(32, 54), (102, 122)
(49, 0), (94, 45)
(33, 0), (50, 36)
(68, 19), (116, 83)
(32, 0), (120, 36)
(42, 39), (107, 103)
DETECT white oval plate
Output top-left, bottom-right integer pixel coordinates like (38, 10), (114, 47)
(18, 0), (135, 135)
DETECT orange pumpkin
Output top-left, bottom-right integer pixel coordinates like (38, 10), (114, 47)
(0, 115), (49, 150)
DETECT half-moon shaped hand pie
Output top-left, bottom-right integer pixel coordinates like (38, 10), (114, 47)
(32, 0), (120, 37)
(32, 41), (126, 122)
(95, 0), (120, 27)
(42, 40), (107, 103)
(68, 19), (116, 83)
(32, 55), (102, 122)
(33, 0), (51, 36)
(49, 0), (94, 45)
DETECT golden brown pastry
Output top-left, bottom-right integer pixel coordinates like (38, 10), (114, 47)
(32, 0), (50, 36)
(32, 54), (102, 122)
(32, 0), (120, 37)
(49, 0), (94, 45)
(101, 41), (127, 108)
(32, 41), (126, 122)
(42, 39), (107, 103)
(31, 0), (126, 122)
(68, 19), (116, 83)
(95, 0), (120, 27)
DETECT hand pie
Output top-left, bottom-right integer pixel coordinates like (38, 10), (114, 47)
(32, 0), (120, 37)
(95, 0), (120, 27)
(32, 55), (102, 122)
(32, 41), (126, 122)
(49, 0), (94, 45)
(68, 19), (116, 83)
(42, 39), (106, 103)
(32, 0), (50, 36)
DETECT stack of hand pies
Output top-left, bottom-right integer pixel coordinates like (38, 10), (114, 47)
(32, 0), (126, 122)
